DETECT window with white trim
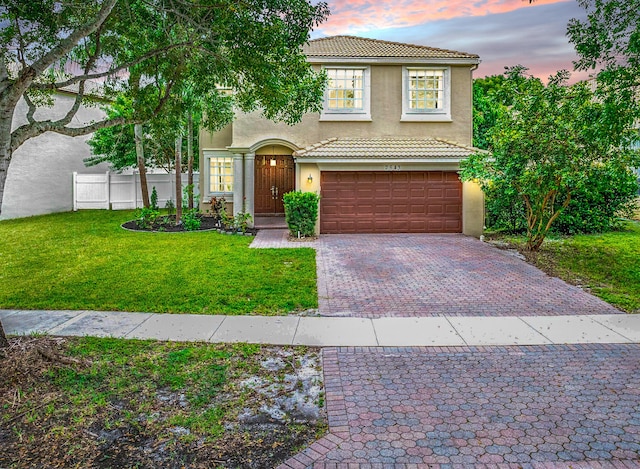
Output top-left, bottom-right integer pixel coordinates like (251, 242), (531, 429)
(402, 67), (451, 121)
(208, 155), (234, 193)
(321, 67), (371, 120)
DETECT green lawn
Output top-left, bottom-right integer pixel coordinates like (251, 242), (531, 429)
(0, 210), (316, 314)
(517, 221), (640, 313)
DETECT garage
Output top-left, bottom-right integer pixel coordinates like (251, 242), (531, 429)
(320, 171), (462, 234)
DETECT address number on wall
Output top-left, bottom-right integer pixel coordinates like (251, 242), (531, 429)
(384, 165), (402, 171)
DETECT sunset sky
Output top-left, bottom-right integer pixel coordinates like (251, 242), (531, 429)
(311, 0), (591, 82)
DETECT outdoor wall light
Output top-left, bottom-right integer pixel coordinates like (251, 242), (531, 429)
(270, 159), (277, 167)
(307, 174), (313, 183)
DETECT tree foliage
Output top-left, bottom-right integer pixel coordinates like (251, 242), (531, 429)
(462, 67), (640, 251)
(568, 0), (640, 140)
(0, 0), (329, 212)
(85, 97), (172, 171)
(473, 74), (511, 150)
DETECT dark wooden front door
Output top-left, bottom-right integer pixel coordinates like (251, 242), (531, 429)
(254, 155), (295, 214)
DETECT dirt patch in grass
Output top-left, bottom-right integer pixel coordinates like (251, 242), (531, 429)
(487, 238), (600, 294)
(0, 337), (326, 468)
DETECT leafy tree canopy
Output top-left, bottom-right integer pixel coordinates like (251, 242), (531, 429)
(462, 67), (640, 251)
(0, 0), (329, 212)
(85, 96), (195, 172)
(568, 0), (640, 148)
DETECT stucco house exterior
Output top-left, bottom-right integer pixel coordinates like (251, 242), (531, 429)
(199, 36), (485, 236)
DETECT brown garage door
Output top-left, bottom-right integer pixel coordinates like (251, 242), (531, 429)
(320, 171), (462, 234)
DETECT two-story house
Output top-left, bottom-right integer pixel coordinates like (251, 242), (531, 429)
(199, 36), (485, 236)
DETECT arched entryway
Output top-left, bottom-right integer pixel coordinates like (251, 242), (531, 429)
(254, 145), (295, 215)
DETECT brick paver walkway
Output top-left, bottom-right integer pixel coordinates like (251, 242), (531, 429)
(249, 228), (317, 248)
(279, 344), (640, 468)
(315, 234), (621, 317)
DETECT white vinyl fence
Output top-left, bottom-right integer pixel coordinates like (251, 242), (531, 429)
(73, 171), (199, 210)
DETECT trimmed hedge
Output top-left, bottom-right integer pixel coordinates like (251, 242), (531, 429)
(282, 191), (320, 237)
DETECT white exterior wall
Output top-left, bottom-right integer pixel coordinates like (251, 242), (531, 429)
(1, 93), (109, 220)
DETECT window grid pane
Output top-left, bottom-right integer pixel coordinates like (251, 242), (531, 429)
(209, 157), (234, 192)
(326, 69), (365, 110)
(408, 69), (444, 111)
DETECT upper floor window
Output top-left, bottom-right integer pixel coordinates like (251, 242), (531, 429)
(321, 67), (371, 121)
(402, 67), (451, 122)
(408, 69), (444, 110)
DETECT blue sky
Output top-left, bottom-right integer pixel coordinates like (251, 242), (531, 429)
(312, 0), (591, 82)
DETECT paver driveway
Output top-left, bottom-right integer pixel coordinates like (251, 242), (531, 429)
(280, 344), (640, 468)
(316, 234), (621, 318)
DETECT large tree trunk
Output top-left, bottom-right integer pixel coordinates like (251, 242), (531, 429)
(134, 124), (150, 208)
(0, 105), (15, 217)
(0, 150), (10, 218)
(0, 319), (8, 349)
(175, 136), (182, 223)
(0, 124), (8, 348)
(187, 113), (194, 210)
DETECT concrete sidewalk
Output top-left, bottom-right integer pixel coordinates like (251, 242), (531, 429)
(2, 309), (639, 346)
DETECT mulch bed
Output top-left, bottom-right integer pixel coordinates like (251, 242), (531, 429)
(122, 215), (257, 235)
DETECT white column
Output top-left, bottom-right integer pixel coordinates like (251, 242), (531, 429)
(232, 154), (244, 216)
(243, 153), (255, 222)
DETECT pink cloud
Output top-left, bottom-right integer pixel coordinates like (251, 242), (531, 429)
(317, 0), (571, 35)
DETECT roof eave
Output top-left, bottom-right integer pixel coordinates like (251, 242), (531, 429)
(293, 157), (467, 164)
(307, 57), (481, 65)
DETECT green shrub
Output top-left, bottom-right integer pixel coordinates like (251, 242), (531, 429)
(554, 164), (639, 234)
(484, 181), (527, 234)
(150, 186), (159, 210)
(134, 207), (160, 229)
(217, 201), (232, 229)
(183, 184), (197, 209)
(182, 208), (202, 231)
(282, 191), (320, 237)
(234, 211), (253, 233)
(165, 199), (176, 216)
(483, 163), (639, 235)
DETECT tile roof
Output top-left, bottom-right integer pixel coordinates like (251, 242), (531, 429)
(293, 137), (483, 160)
(303, 36), (479, 61)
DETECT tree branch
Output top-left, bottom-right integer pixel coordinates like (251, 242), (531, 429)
(4, 0), (118, 109)
(158, 78), (179, 115)
(83, 23), (104, 76)
(545, 192), (572, 233)
(13, 16), (28, 69)
(29, 42), (194, 92)
(22, 93), (37, 125)
(26, 0), (118, 79)
(11, 116), (130, 151)
(54, 79), (86, 128)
